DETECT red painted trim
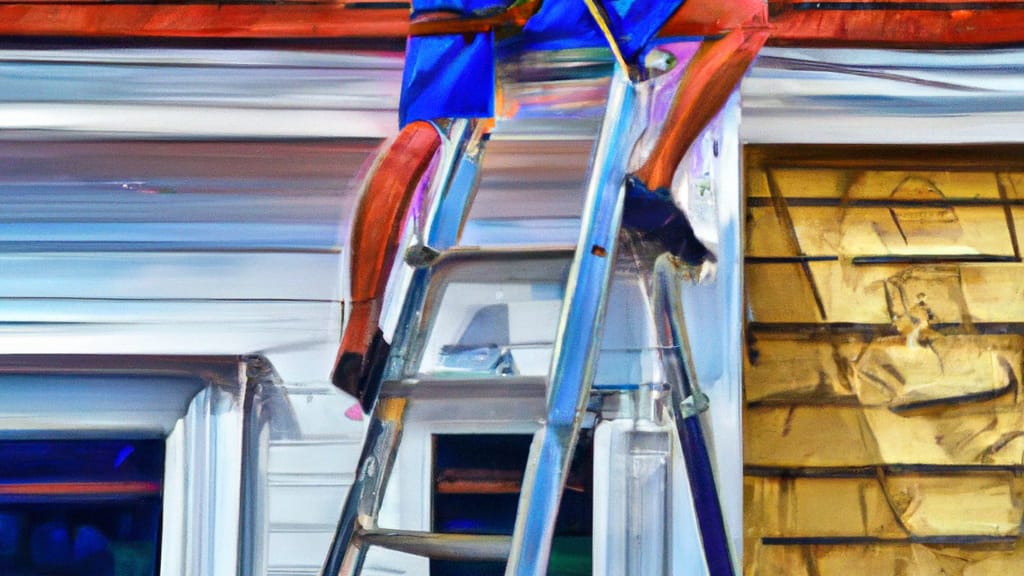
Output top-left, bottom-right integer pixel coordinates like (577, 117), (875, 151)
(0, 4), (409, 38)
(2, 0), (1024, 46)
(770, 0), (1024, 7)
(333, 122), (441, 399)
(660, 0), (767, 38)
(770, 8), (1024, 46)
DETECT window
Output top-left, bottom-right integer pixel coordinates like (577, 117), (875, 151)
(431, 434), (592, 576)
(0, 439), (163, 576)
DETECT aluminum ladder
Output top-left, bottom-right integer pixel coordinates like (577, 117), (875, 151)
(321, 63), (735, 576)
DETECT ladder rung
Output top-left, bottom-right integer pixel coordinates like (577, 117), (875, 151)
(356, 529), (511, 561)
(379, 376), (547, 400)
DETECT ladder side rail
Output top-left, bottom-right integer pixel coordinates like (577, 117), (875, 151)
(504, 67), (642, 576)
(652, 254), (734, 576)
(386, 122), (487, 381)
(322, 120), (478, 576)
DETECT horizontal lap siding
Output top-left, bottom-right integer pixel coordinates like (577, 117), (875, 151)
(744, 146), (1024, 575)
